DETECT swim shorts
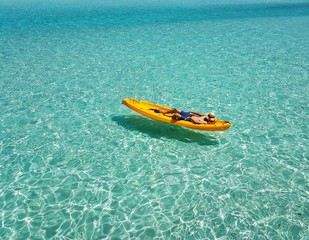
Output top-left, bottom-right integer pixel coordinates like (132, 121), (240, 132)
(180, 111), (191, 120)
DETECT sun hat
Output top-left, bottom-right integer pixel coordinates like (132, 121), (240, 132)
(209, 117), (215, 122)
(208, 112), (216, 118)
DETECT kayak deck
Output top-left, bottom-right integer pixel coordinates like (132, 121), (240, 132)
(122, 98), (231, 131)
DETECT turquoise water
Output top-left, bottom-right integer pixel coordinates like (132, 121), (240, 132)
(1, 1), (308, 239)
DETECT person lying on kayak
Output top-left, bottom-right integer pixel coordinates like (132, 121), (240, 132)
(157, 108), (216, 124)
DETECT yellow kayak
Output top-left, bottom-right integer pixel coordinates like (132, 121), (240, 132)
(122, 98), (231, 131)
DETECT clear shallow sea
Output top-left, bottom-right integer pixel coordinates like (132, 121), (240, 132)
(0, 0), (308, 239)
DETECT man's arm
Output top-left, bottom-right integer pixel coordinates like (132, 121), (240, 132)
(189, 111), (203, 116)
